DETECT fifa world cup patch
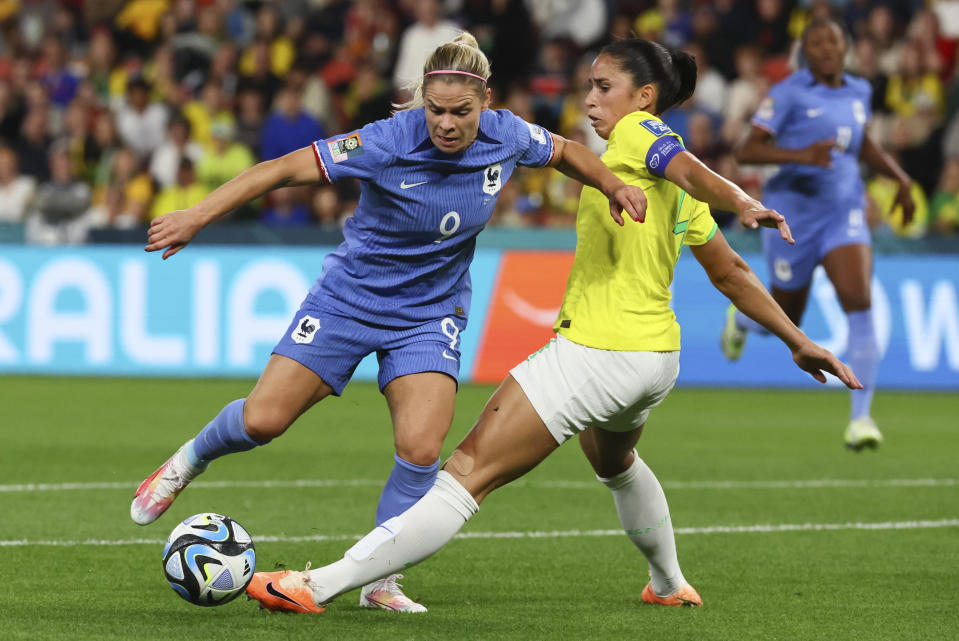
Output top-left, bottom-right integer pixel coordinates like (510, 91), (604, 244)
(328, 134), (364, 163)
(639, 119), (673, 137)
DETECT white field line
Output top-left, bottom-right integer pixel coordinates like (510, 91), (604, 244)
(0, 477), (956, 493)
(2, 519), (958, 548)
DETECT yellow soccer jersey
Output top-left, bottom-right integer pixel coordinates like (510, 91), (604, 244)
(555, 111), (717, 351)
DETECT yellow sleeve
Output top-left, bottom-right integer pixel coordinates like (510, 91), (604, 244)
(682, 199), (718, 246)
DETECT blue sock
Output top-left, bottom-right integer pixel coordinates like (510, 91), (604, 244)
(734, 309), (769, 335)
(846, 309), (879, 420)
(375, 454), (440, 525)
(187, 399), (267, 465)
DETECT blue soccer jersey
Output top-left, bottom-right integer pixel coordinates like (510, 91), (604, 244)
(753, 68), (871, 208)
(308, 108), (554, 326)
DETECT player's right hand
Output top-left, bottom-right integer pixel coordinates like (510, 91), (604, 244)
(738, 203), (794, 244)
(800, 139), (835, 168)
(145, 209), (203, 260)
(791, 341), (862, 390)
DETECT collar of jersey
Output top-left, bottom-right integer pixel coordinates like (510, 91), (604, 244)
(798, 67), (849, 88)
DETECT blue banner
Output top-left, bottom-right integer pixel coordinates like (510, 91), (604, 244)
(1, 245), (957, 389)
(672, 253), (959, 389)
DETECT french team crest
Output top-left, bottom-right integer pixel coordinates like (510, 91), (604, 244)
(328, 134), (364, 163)
(483, 163), (502, 196)
(292, 315), (320, 344)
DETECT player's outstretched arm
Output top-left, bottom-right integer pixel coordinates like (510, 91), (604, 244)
(145, 147), (323, 260)
(735, 125), (834, 168)
(690, 230), (862, 389)
(546, 132), (647, 226)
(664, 149), (793, 244)
(860, 133), (915, 225)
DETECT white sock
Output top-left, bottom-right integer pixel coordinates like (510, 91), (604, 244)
(597, 452), (686, 596)
(307, 471), (479, 604)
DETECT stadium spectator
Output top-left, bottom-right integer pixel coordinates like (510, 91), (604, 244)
(260, 185), (311, 227)
(238, 4), (295, 79)
(24, 142), (92, 244)
(260, 86), (326, 161)
(150, 157), (208, 220)
(341, 60), (393, 131)
(392, 0), (460, 97)
(721, 44), (769, 146)
(97, 145), (154, 228)
(195, 117), (254, 194)
(130, 32), (646, 617)
(684, 41), (727, 118)
(929, 157), (959, 234)
(725, 16), (915, 450)
(234, 87), (266, 157)
(37, 34), (80, 108)
(149, 113), (205, 188)
(114, 76), (168, 159)
(15, 105), (52, 180)
(0, 146), (36, 223)
(235, 39), (282, 109)
(182, 80), (233, 149)
(309, 183), (347, 231)
(243, 37), (859, 615)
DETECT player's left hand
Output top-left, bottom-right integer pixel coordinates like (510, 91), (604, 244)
(895, 179), (915, 226)
(792, 342), (862, 390)
(738, 203), (794, 245)
(609, 184), (647, 226)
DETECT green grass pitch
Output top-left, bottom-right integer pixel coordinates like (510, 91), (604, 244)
(1, 377), (957, 641)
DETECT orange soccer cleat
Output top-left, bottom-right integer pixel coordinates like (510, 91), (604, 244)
(641, 582), (703, 607)
(246, 567), (326, 614)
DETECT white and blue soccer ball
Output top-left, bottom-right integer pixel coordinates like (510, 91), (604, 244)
(162, 513), (256, 606)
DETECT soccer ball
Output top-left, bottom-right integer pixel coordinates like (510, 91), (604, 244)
(162, 513), (256, 606)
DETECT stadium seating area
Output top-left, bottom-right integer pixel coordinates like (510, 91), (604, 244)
(0, 0), (958, 243)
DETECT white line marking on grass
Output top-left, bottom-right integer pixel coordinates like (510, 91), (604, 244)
(3, 519), (958, 548)
(0, 478), (956, 493)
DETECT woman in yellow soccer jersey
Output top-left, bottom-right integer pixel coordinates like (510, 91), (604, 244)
(245, 38), (862, 613)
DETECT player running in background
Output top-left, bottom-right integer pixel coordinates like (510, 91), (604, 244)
(244, 38), (861, 613)
(131, 32), (647, 613)
(722, 16), (914, 451)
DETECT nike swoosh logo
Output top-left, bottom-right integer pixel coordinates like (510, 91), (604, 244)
(442, 350), (458, 361)
(400, 180), (428, 189)
(806, 108), (823, 118)
(265, 581), (310, 611)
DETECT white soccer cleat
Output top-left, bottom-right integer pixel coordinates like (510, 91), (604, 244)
(720, 304), (747, 361)
(844, 417), (883, 451)
(130, 441), (205, 525)
(359, 574), (427, 613)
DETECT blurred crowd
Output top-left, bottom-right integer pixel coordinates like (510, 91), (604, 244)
(0, 0), (958, 245)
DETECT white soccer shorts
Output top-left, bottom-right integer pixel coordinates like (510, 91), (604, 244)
(510, 334), (680, 445)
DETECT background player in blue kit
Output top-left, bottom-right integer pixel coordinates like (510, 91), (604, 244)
(130, 32), (646, 612)
(722, 17), (915, 451)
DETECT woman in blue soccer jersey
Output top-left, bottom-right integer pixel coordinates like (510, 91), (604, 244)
(723, 16), (915, 451)
(131, 32), (648, 612)
(244, 38), (862, 613)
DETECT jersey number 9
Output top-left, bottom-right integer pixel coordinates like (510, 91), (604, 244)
(434, 211), (461, 243)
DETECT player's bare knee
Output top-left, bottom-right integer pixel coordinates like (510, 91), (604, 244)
(242, 403), (288, 442)
(396, 443), (442, 467)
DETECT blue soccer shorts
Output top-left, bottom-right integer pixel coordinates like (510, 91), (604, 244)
(761, 194), (870, 291)
(272, 293), (466, 395)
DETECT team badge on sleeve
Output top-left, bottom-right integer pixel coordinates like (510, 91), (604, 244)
(639, 119), (673, 137)
(328, 134), (364, 163)
(757, 97), (774, 121)
(527, 122), (548, 145)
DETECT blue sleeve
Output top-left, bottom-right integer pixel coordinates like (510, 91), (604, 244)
(752, 80), (795, 136)
(510, 113), (555, 168)
(645, 134), (685, 178)
(312, 118), (393, 184)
